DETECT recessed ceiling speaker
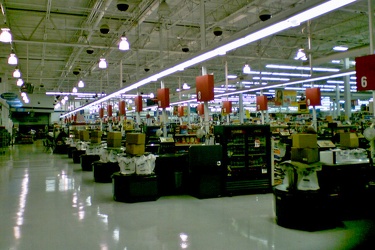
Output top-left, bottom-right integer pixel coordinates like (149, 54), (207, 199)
(100, 24), (110, 34)
(86, 46), (94, 54)
(181, 45), (189, 53)
(117, 0), (129, 11)
(213, 27), (223, 36)
(259, 9), (272, 21)
(73, 67), (81, 75)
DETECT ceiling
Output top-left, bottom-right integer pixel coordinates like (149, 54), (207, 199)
(0, 0), (372, 110)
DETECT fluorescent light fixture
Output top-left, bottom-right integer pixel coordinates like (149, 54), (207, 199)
(16, 78), (24, 86)
(98, 58), (107, 69)
(243, 64), (251, 74)
(215, 70), (356, 98)
(119, 36), (130, 51)
(253, 77), (290, 81)
(8, 53), (18, 65)
(0, 28), (12, 43)
(72, 87), (78, 93)
(13, 69), (21, 78)
(333, 46), (348, 51)
(327, 80), (344, 84)
(78, 80), (84, 88)
(331, 60), (341, 64)
(227, 75), (237, 79)
(266, 64), (340, 72)
(61, 0), (357, 118)
(285, 87), (306, 90)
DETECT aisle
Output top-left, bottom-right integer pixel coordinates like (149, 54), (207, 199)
(0, 141), (374, 250)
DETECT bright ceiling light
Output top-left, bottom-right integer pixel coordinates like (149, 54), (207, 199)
(8, 53), (18, 65)
(16, 78), (24, 86)
(78, 80), (84, 88)
(72, 87), (78, 93)
(182, 83), (190, 90)
(266, 64), (339, 72)
(119, 36), (130, 51)
(294, 49), (308, 60)
(0, 28), (12, 43)
(64, 96), (69, 101)
(13, 69), (21, 78)
(98, 58), (107, 69)
(333, 46), (348, 51)
(243, 64), (251, 74)
(149, 93), (154, 98)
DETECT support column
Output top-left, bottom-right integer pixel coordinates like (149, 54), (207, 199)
(344, 58), (351, 120)
(335, 83), (340, 119)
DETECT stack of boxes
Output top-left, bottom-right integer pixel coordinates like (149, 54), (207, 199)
(126, 133), (146, 155)
(291, 133), (319, 164)
(90, 131), (102, 144)
(107, 132), (122, 148)
(339, 132), (359, 148)
(79, 130), (90, 142)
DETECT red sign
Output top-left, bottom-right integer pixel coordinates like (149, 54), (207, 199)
(196, 75), (214, 101)
(356, 54), (375, 91)
(256, 96), (268, 111)
(157, 88), (170, 108)
(305, 88), (321, 106)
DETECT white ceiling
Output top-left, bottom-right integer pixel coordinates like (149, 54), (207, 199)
(0, 0), (372, 108)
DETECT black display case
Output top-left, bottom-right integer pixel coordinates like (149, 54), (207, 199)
(214, 125), (272, 195)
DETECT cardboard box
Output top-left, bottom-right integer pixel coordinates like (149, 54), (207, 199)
(79, 130), (90, 141)
(126, 133), (146, 144)
(126, 143), (145, 155)
(91, 137), (101, 144)
(107, 139), (122, 148)
(107, 132), (122, 140)
(340, 133), (359, 148)
(91, 131), (103, 138)
(292, 134), (317, 148)
(291, 147), (319, 163)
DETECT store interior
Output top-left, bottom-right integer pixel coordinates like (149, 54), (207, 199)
(2, 0), (375, 249)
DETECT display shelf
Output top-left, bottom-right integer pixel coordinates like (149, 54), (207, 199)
(214, 124), (272, 195)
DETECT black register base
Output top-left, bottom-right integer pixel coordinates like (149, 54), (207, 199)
(80, 154), (100, 171)
(72, 149), (86, 163)
(112, 173), (158, 203)
(93, 161), (120, 183)
(273, 185), (339, 231)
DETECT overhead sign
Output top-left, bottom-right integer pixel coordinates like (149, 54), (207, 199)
(356, 54), (375, 91)
(1, 92), (18, 100)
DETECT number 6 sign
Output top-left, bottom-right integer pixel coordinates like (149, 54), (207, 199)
(356, 54), (375, 91)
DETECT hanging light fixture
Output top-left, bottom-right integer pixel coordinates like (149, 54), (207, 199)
(158, 0), (170, 16)
(16, 78), (24, 86)
(119, 36), (130, 51)
(294, 48), (307, 61)
(8, 53), (18, 65)
(98, 58), (107, 69)
(243, 64), (251, 74)
(13, 68), (21, 78)
(72, 87), (78, 93)
(78, 80), (84, 88)
(0, 28), (12, 43)
(182, 83), (190, 90)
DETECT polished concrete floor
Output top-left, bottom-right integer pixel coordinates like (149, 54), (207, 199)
(1, 141), (375, 250)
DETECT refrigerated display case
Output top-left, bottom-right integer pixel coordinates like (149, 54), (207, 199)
(214, 125), (272, 195)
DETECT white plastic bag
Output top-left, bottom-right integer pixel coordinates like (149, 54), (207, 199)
(135, 155), (150, 175)
(146, 154), (156, 173)
(118, 156), (136, 175)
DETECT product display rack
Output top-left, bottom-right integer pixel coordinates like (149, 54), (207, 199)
(214, 124), (272, 195)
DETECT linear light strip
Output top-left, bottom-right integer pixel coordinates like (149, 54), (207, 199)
(61, 0), (358, 118)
